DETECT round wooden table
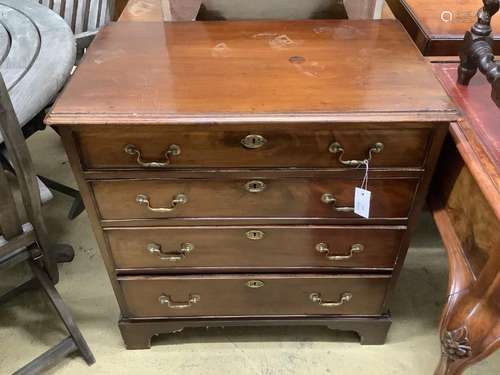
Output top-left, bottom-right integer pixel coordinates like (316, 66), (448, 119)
(0, 0), (75, 140)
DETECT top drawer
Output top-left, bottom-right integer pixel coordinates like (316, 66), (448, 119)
(75, 125), (432, 170)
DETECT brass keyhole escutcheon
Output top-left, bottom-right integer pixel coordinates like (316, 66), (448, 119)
(245, 180), (266, 193)
(246, 230), (265, 240)
(246, 280), (264, 288)
(241, 134), (267, 149)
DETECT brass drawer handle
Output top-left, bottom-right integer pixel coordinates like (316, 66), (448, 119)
(309, 292), (353, 307)
(124, 144), (181, 168)
(241, 134), (267, 149)
(321, 193), (354, 213)
(328, 142), (384, 166)
(159, 294), (200, 309)
(315, 243), (364, 261)
(147, 242), (194, 262)
(136, 193), (188, 212)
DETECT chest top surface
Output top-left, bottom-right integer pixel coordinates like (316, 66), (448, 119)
(47, 20), (456, 125)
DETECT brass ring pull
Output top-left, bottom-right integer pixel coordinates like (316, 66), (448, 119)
(124, 144), (181, 168)
(328, 142), (384, 166)
(147, 242), (194, 262)
(309, 292), (353, 307)
(321, 193), (354, 213)
(315, 243), (364, 261)
(136, 193), (188, 212)
(159, 294), (200, 309)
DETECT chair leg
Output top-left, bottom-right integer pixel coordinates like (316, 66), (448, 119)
(68, 196), (85, 220)
(0, 278), (38, 305)
(52, 244), (75, 264)
(29, 261), (95, 366)
(37, 176), (85, 220)
(13, 337), (78, 375)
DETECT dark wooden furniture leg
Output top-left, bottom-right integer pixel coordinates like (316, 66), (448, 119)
(38, 175), (85, 220)
(457, 0), (500, 106)
(119, 315), (392, 350)
(431, 202), (499, 375)
(428, 125), (500, 375)
(28, 261), (95, 366)
(0, 70), (95, 372)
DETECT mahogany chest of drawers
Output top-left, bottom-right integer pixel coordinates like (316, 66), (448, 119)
(46, 19), (456, 349)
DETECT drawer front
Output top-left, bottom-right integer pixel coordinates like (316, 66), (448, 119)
(107, 226), (405, 270)
(119, 274), (390, 318)
(92, 177), (418, 221)
(76, 126), (431, 169)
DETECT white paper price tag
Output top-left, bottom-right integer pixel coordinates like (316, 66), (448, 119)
(354, 187), (371, 218)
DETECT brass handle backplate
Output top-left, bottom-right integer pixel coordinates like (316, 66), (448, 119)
(148, 242), (194, 262)
(321, 193), (354, 213)
(328, 142), (384, 166)
(241, 134), (267, 149)
(159, 294), (200, 309)
(315, 243), (364, 261)
(124, 144), (181, 167)
(136, 193), (188, 213)
(309, 292), (353, 307)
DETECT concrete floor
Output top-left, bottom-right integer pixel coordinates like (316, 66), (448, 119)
(0, 129), (498, 375)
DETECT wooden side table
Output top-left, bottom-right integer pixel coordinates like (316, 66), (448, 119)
(385, 2), (499, 373)
(430, 64), (499, 375)
(387, 0), (500, 57)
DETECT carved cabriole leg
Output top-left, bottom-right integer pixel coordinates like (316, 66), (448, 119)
(432, 201), (500, 375)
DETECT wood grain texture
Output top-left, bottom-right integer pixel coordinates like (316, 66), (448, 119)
(46, 20), (456, 126)
(91, 176), (418, 221)
(106, 225), (406, 271)
(75, 125), (432, 170)
(51, 19), (453, 349)
(119, 274), (391, 318)
(387, 0), (500, 55)
(429, 64), (499, 375)
(429, 186), (499, 375)
(433, 64), (500, 173)
(432, 136), (498, 278)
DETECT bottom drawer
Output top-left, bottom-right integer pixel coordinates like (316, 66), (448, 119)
(120, 274), (390, 318)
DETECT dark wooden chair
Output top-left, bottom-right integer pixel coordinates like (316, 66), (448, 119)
(458, 0), (500, 106)
(21, 1), (116, 220)
(0, 73), (95, 373)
